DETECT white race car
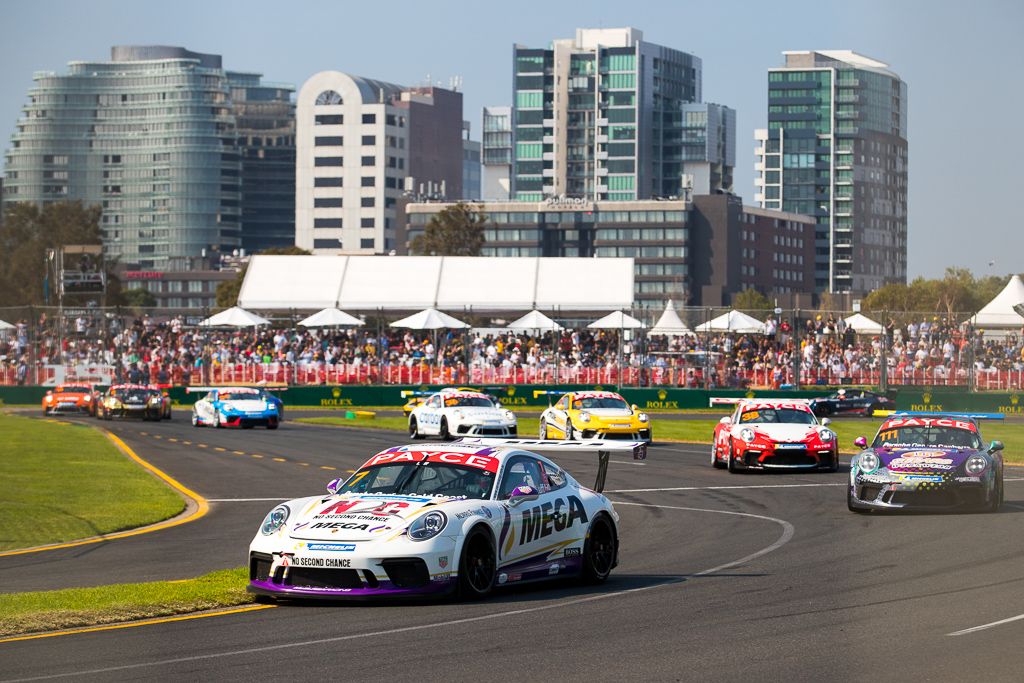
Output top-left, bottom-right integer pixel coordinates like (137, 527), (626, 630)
(248, 438), (647, 600)
(408, 390), (517, 439)
(188, 386), (283, 429)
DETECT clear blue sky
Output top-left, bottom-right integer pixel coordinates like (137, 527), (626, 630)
(2, 0), (1021, 280)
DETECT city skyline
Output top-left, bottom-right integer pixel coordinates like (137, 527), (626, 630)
(2, 0), (1021, 280)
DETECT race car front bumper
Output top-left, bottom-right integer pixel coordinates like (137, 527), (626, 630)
(732, 444), (837, 470)
(453, 422), (517, 437)
(48, 402), (93, 415)
(219, 411), (280, 428)
(248, 536), (459, 600)
(580, 427), (652, 442)
(849, 472), (995, 511)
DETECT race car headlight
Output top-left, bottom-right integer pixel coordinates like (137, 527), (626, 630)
(818, 429), (834, 442)
(579, 412), (592, 423)
(965, 455), (989, 476)
(408, 511), (448, 541)
(740, 428), (756, 443)
(83, 395), (91, 402)
(222, 402), (236, 412)
(503, 410), (515, 421)
(858, 453), (880, 474)
(638, 412), (649, 423)
(260, 505), (290, 536)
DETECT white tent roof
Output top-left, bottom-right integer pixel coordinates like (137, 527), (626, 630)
(695, 310), (766, 334)
(588, 310), (644, 329)
(648, 300), (693, 336)
(506, 310), (563, 331)
(843, 312), (884, 334)
(298, 308), (365, 328)
(238, 255), (634, 310)
(198, 306), (271, 328)
(0, 319), (15, 331)
(969, 275), (1024, 328)
(390, 308), (469, 330)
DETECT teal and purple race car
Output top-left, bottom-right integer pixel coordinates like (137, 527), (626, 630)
(848, 413), (1005, 513)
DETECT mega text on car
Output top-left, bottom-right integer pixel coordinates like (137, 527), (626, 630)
(847, 414), (1004, 512)
(248, 439), (646, 601)
(711, 398), (838, 472)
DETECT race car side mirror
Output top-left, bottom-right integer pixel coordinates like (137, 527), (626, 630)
(326, 477), (345, 495)
(854, 437), (868, 449)
(719, 416), (732, 425)
(821, 418), (832, 427)
(46, 390), (52, 395)
(507, 486), (539, 506)
(989, 440), (1005, 453)
(631, 404), (639, 411)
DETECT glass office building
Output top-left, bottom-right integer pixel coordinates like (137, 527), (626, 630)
(2, 46), (245, 269)
(754, 50), (907, 294)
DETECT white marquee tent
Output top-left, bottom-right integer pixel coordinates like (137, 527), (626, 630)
(390, 308), (469, 330)
(843, 312), (884, 335)
(695, 310), (766, 334)
(298, 308), (365, 328)
(588, 310), (645, 330)
(198, 306), (271, 328)
(968, 275), (1024, 329)
(648, 300), (693, 336)
(0, 319), (14, 331)
(506, 310), (563, 332)
(237, 255), (635, 311)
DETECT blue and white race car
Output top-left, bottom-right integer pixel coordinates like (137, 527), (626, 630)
(188, 386), (284, 429)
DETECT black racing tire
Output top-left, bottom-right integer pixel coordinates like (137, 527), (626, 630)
(711, 441), (726, 469)
(409, 417), (422, 439)
(103, 410), (112, 421)
(863, 403), (878, 418)
(827, 452), (839, 473)
(457, 527), (496, 600)
(439, 418), (451, 441)
(253, 594), (276, 605)
(267, 418), (279, 430)
(727, 439), (740, 473)
(984, 476), (1004, 513)
(215, 415), (223, 428)
(191, 412), (201, 428)
(565, 422), (576, 441)
(539, 419), (549, 440)
(242, 423), (254, 429)
(581, 514), (617, 584)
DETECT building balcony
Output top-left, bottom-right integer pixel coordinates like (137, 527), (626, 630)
(542, 168), (556, 177)
(542, 152), (555, 161)
(543, 119), (555, 127)
(542, 135), (555, 144)
(596, 167), (608, 176)
(596, 151), (608, 160)
(754, 161), (765, 172)
(597, 118), (608, 126)
(596, 135), (608, 143)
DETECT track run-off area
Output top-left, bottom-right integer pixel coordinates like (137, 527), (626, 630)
(3, 415), (1024, 682)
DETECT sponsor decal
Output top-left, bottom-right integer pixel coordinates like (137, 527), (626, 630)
(645, 401), (679, 409)
(362, 450), (500, 473)
(955, 476), (982, 482)
(899, 475), (943, 483)
(291, 557), (352, 568)
(774, 443), (805, 450)
(432, 572), (451, 582)
(548, 564), (560, 575)
(303, 543), (356, 552)
(438, 556), (448, 569)
(564, 547), (582, 557)
(498, 573), (508, 585)
(311, 522), (370, 531)
(456, 507), (489, 520)
(518, 495), (589, 545)
(887, 457), (954, 470)
(882, 417), (976, 432)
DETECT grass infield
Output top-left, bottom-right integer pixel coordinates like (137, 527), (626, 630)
(0, 413), (185, 552)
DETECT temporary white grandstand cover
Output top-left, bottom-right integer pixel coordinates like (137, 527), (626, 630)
(648, 300), (693, 336)
(199, 307), (271, 328)
(298, 308), (365, 328)
(506, 310), (563, 332)
(0, 319), (14, 331)
(695, 310), (766, 334)
(390, 308), (469, 330)
(588, 310), (645, 329)
(843, 313), (884, 334)
(237, 255), (634, 310)
(969, 275), (1024, 328)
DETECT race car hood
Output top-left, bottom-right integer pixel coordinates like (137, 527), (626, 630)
(220, 399), (272, 413)
(743, 423), (823, 442)
(52, 392), (90, 400)
(582, 408), (635, 420)
(871, 447), (980, 473)
(448, 407), (510, 422)
(287, 494), (464, 542)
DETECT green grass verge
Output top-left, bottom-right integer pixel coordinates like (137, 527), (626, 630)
(295, 414), (1024, 464)
(0, 413), (185, 551)
(0, 567), (253, 637)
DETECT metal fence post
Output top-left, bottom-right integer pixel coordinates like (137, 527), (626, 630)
(792, 307), (801, 389)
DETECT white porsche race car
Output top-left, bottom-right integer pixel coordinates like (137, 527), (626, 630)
(248, 438), (647, 600)
(408, 390), (517, 439)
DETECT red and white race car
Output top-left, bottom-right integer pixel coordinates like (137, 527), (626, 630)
(710, 398), (838, 473)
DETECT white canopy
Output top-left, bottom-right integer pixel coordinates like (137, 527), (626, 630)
(695, 310), (766, 334)
(843, 312), (884, 334)
(390, 308), (469, 330)
(648, 300), (693, 336)
(506, 310), (563, 332)
(588, 310), (645, 329)
(969, 275), (1024, 328)
(0, 319), (15, 331)
(238, 255), (635, 311)
(198, 306), (271, 328)
(298, 308), (365, 328)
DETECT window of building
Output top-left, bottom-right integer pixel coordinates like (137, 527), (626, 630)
(188, 281), (204, 293)
(361, 218), (375, 228)
(360, 238), (375, 249)
(313, 238), (342, 249)
(314, 218), (343, 228)
(315, 157), (343, 167)
(362, 113), (376, 124)
(361, 176), (375, 187)
(315, 136), (343, 146)
(314, 197), (343, 208)
(361, 155), (375, 166)
(314, 177), (343, 187)
(361, 197), (375, 207)
(315, 114), (343, 125)
(315, 90), (343, 105)
(362, 135), (375, 145)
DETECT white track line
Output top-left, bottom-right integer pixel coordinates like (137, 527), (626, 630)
(607, 483), (845, 493)
(1, 503), (793, 682)
(948, 612), (1024, 636)
(206, 498), (290, 502)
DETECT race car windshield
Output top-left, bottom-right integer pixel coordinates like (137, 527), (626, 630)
(574, 397), (629, 410)
(740, 408), (816, 425)
(339, 463), (494, 500)
(122, 389), (153, 402)
(444, 396), (495, 408)
(873, 426), (982, 450)
(219, 391), (259, 401)
(57, 386), (90, 394)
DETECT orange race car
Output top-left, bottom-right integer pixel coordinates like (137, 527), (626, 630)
(41, 384), (98, 417)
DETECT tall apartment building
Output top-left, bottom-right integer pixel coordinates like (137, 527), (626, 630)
(481, 106), (512, 200)
(1, 46), (245, 269)
(295, 72), (463, 254)
(754, 50), (907, 294)
(228, 72), (296, 252)
(510, 27), (733, 202)
(462, 121), (481, 200)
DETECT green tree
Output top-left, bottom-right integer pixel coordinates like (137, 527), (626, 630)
(0, 201), (104, 306)
(408, 202), (487, 256)
(215, 246), (311, 309)
(121, 288), (157, 308)
(731, 288), (772, 311)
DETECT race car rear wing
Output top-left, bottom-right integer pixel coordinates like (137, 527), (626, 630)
(880, 411), (1005, 421)
(456, 437), (647, 493)
(709, 397), (813, 407)
(185, 386), (288, 393)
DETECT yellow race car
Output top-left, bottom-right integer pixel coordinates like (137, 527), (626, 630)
(538, 390), (652, 442)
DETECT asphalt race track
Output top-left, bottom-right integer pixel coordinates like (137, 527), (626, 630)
(3, 416), (1024, 681)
